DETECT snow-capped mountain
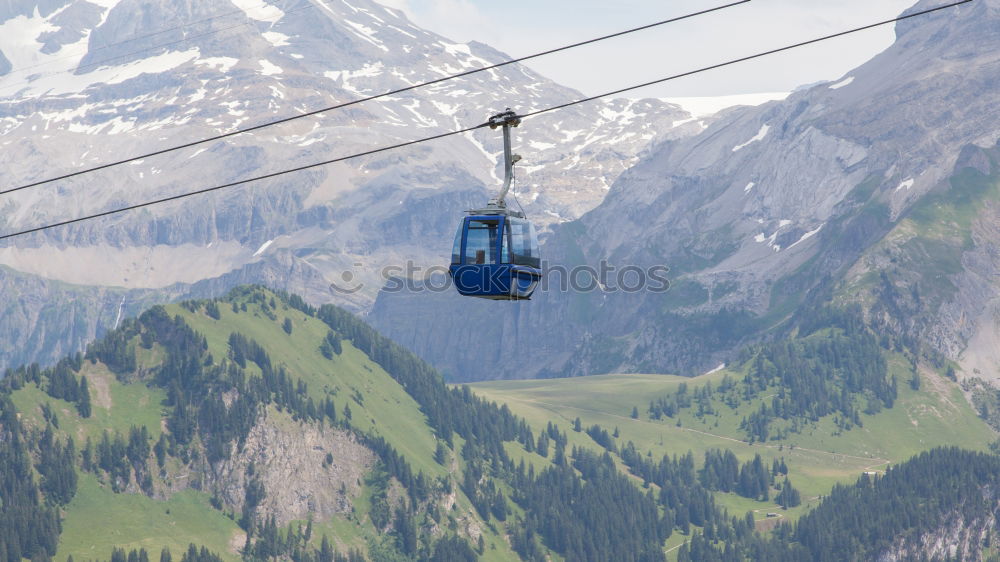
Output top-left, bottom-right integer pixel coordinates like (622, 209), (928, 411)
(0, 0), (698, 367)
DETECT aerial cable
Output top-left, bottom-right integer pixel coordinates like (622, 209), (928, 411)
(0, 123), (489, 242)
(1, 0), (751, 196)
(0, 0), (970, 242)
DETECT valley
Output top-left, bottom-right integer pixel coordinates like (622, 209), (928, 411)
(469, 359), (994, 526)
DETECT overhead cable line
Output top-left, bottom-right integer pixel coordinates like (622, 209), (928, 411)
(0, 0), (971, 243)
(1, 123), (489, 241)
(1, 0), (751, 196)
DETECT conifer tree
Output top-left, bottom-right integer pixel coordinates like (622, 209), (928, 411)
(77, 375), (92, 418)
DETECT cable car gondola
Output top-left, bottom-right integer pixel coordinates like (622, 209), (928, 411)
(449, 110), (542, 300)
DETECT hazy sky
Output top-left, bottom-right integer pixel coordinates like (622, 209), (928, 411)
(379, 0), (919, 98)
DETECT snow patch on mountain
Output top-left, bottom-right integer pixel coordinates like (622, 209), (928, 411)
(787, 224), (824, 250)
(754, 230), (781, 252)
(67, 115), (134, 134)
(37, 103), (95, 124)
(429, 99), (458, 117)
(733, 124), (770, 152)
(188, 87), (207, 103)
(703, 363), (726, 375)
(599, 103), (640, 124)
(325, 61), (383, 83)
(262, 32), (290, 47)
(0, 2), (110, 92)
(253, 239), (274, 257)
(258, 59), (282, 75)
(343, 19), (388, 51)
(11, 47), (199, 96)
(438, 41), (492, 69)
(0, 10), (61, 70)
(231, 0), (284, 23)
(88, 0), (122, 9)
(829, 76), (855, 90)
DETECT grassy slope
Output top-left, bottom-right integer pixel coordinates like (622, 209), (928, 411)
(11, 363), (167, 445)
(468, 360), (995, 525)
(9, 289), (521, 560)
(58, 474), (243, 561)
(10, 376), (241, 561)
(176, 300), (448, 481)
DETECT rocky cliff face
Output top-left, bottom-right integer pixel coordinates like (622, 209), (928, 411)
(877, 507), (998, 562)
(0, 265), (129, 370)
(151, 406), (376, 527)
(838, 142), (1000, 385)
(0, 0), (699, 368)
(370, 0), (1000, 381)
(196, 408), (375, 526)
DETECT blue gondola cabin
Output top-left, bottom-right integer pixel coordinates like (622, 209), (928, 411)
(449, 212), (541, 299)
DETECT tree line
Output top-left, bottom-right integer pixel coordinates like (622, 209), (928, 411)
(678, 447), (1000, 561)
(643, 324), (896, 442)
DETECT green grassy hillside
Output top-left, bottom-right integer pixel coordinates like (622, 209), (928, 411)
(59, 474), (242, 559)
(4, 287), (525, 561)
(3, 285), (996, 562)
(469, 352), (995, 527)
(9, 285), (721, 562)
